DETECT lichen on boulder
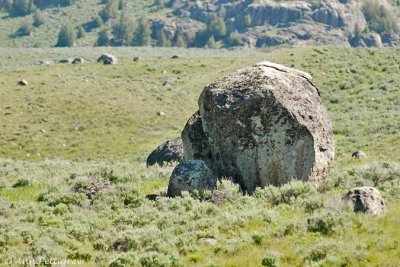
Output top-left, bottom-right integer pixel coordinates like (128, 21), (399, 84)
(183, 61), (335, 193)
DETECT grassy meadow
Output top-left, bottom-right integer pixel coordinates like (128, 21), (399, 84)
(0, 47), (399, 266)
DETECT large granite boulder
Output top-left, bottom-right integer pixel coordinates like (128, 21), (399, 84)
(146, 138), (184, 167)
(344, 187), (386, 215)
(167, 160), (217, 197)
(187, 61), (335, 193)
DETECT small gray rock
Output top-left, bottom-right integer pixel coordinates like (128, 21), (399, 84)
(18, 79), (28, 86)
(157, 111), (166, 117)
(97, 54), (118, 65)
(344, 187), (386, 215)
(352, 150), (367, 159)
(59, 58), (73, 64)
(72, 57), (85, 64)
(146, 137), (183, 167)
(167, 160), (217, 197)
(38, 60), (54, 66)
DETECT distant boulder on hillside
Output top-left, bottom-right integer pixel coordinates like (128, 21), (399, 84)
(97, 54), (118, 65)
(72, 57), (85, 64)
(18, 79), (28, 86)
(344, 187), (386, 215)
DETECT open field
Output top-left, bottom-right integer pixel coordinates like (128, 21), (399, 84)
(0, 47), (399, 266)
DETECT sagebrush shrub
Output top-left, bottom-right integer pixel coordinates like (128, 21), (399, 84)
(255, 181), (316, 205)
(307, 212), (349, 236)
(12, 179), (30, 188)
(261, 252), (279, 267)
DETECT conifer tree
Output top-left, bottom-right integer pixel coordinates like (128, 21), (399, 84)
(133, 17), (151, 46)
(56, 22), (76, 47)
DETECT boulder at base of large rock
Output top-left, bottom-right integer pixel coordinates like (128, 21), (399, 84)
(344, 187), (386, 215)
(97, 54), (118, 65)
(146, 138), (184, 167)
(193, 61), (334, 193)
(167, 160), (217, 197)
(181, 111), (211, 162)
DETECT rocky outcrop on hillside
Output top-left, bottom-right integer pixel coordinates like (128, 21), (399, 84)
(161, 0), (399, 48)
(152, 17), (206, 43)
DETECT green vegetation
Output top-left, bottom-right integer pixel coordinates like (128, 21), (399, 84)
(132, 17), (151, 46)
(56, 22), (76, 47)
(111, 13), (135, 46)
(32, 9), (45, 27)
(0, 0), (399, 48)
(0, 47), (399, 266)
(17, 19), (33, 36)
(99, 0), (119, 22)
(362, 0), (399, 33)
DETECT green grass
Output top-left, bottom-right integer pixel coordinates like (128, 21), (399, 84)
(0, 47), (399, 266)
(0, 47), (399, 164)
(0, 183), (50, 202)
(0, 0), (399, 49)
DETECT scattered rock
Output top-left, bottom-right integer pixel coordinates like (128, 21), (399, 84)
(146, 137), (184, 167)
(190, 61), (334, 193)
(361, 32), (383, 48)
(197, 238), (217, 247)
(97, 54), (118, 65)
(146, 194), (159, 201)
(133, 57), (143, 62)
(167, 160), (217, 197)
(344, 187), (386, 215)
(74, 125), (85, 132)
(38, 60), (54, 66)
(352, 150), (367, 159)
(18, 79), (28, 86)
(59, 58), (73, 64)
(161, 70), (168, 75)
(157, 111), (166, 117)
(350, 33), (384, 48)
(72, 57), (85, 64)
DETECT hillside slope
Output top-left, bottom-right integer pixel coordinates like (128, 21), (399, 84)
(0, 0), (399, 48)
(0, 47), (399, 266)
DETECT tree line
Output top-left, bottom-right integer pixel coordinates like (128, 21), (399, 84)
(0, 0), (74, 16)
